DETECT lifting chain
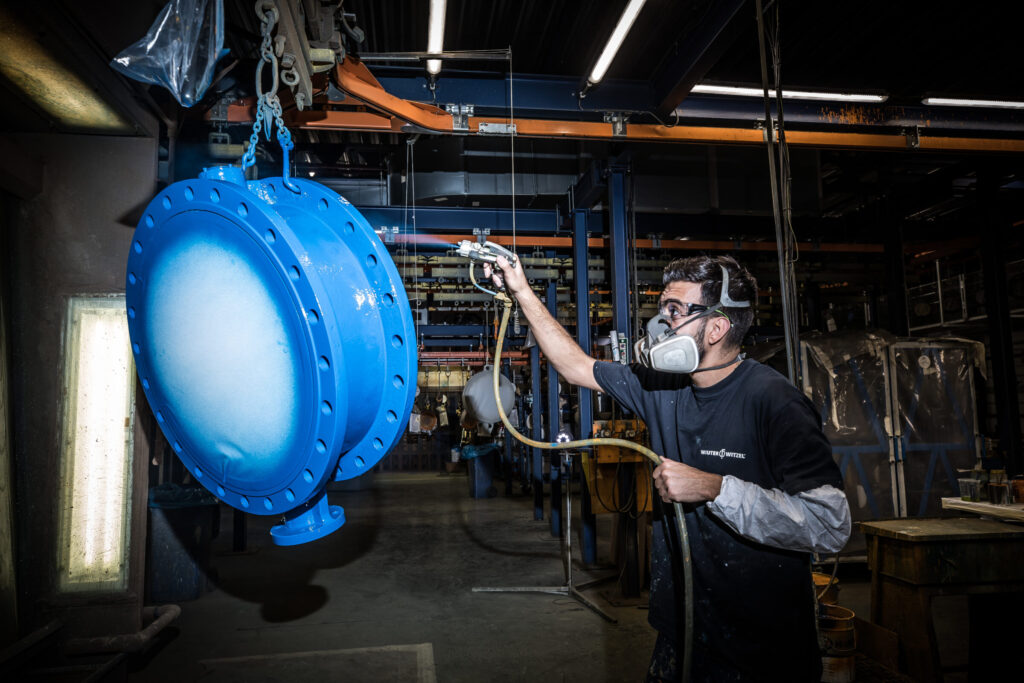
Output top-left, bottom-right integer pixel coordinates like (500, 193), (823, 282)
(241, 0), (300, 193)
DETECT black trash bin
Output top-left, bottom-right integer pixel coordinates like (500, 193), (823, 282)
(146, 483), (219, 602)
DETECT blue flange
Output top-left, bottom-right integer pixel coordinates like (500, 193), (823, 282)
(125, 166), (417, 544)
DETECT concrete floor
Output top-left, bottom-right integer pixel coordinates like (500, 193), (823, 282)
(128, 472), (657, 682)
(124, 471), (971, 682)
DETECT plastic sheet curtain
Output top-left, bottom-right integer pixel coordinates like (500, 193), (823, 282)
(889, 342), (984, 518)
(799, 333), (984, 555)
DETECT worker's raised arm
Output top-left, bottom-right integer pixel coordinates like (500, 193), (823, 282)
(484, 256), (600, 392)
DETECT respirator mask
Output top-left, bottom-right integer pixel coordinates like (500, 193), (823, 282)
(636, 265), (750, 374)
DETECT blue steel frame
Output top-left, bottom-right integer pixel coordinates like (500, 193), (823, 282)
(607, 165), (641, 596)
(573, 209), (597, 563)
(607, 168), (632, 347)
(546, 279), (562, 537)
(531, 344), (544, 521)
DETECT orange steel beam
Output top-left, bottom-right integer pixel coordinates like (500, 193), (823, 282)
(291, 109), (401, 132)
(300, 109), (1024, 153)
(331, 60), (454, 133)
(385, 232), (884, 253)
(301, 61), (1024, 153)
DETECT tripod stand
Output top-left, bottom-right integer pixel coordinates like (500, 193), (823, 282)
(473, 449), (617, 623)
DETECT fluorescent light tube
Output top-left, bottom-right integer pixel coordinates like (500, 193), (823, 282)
(58, 296), (135, 592)
(690, 84), (888, 103)
(588, 0), (648, 85)
(923, 97), (1024, 109)
(426, 0), (447, 76)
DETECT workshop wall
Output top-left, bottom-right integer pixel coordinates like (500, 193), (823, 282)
(7, 134), (157, 636)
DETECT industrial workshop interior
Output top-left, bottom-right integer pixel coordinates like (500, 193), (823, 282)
(3, 0), (1024, 681)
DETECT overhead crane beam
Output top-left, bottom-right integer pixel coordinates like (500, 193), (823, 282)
(370, 69), (1024, 135)
(269, 61), (1024, 153)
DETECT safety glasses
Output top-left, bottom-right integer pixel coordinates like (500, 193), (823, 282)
(658, 300), (710, 321)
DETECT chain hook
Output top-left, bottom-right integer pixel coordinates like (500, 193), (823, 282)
(240, 0), (300, 194)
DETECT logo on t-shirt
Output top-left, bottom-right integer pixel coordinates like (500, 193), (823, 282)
(700, 448), (747, 460)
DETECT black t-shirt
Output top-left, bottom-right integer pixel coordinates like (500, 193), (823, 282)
(594, 359), (843, 682)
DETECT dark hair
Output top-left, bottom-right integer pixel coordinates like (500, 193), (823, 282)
(662, 255), (757, 349)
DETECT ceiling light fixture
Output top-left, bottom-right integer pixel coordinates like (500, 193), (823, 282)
(426, 0), (447, 76)
(587, 0), (648, 86)
(690, 84), (888, 103)
(922, 97), (1024, 109)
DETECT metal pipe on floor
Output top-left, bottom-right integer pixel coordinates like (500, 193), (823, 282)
(64, 605), (181, 655)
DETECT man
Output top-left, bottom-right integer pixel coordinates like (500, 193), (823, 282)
(485, 254), (851, 682)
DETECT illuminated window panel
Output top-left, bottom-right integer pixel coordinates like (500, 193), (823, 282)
(57, 296), (136, 592)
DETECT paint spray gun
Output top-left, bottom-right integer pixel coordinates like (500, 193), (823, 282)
(456, 240), (520, 331)
(455, 240), (518, 269)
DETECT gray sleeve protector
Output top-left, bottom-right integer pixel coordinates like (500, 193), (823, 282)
(705, 475), (852, 554)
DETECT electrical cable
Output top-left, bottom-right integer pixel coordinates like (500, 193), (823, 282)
(755, 0), (798, 385)
(509, 49), (517, 256)
(488, 290), (693, 683)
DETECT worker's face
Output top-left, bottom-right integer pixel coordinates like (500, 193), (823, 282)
(658, 281), (709, 351)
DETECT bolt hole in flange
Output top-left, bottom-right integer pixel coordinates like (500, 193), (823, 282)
(126, 168), (416, 546)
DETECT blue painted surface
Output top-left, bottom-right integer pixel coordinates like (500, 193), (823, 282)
(126, 167), (417, 545)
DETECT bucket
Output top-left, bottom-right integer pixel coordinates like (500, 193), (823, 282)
(818, 603), (856, 683)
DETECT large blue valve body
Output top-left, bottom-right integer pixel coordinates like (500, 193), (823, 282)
(125, 166), (417, 545)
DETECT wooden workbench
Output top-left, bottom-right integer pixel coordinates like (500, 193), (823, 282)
(859, 518), (1024, 682)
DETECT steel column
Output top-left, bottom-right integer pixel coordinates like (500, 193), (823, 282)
(607, 169), (632, 345)
(573, 209), (597, 564)
(980, 172), (1023, 474)
(546, 279), (562, 537)
(531, 344), (544, 520)
(607, 166), (641, 597)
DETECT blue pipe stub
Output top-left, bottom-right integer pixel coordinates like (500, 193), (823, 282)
(125, 166), (417, 545)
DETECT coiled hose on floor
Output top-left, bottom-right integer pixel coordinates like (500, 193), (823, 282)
(488, 287), (693, 683)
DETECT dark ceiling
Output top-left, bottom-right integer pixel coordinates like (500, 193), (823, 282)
(3, 0), (1023, 252)
(340, 0), (1024, 102)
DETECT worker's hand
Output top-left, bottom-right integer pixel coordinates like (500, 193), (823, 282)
(483, 255), (528, 296)
(652, 459), (723, 504)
